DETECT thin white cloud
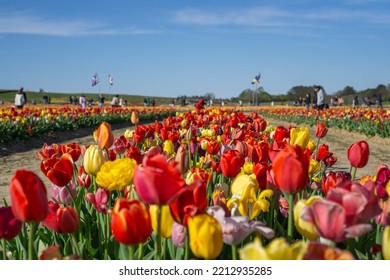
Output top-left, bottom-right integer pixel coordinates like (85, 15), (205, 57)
(173, 6), (390, 28)
(0, 10), (157, 36)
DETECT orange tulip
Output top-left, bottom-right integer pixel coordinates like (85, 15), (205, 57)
(131, 111), (139, 125)
(94, 122), (114, 149)
(110, 198), (152, 245)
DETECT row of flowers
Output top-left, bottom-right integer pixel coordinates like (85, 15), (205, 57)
(0, 105), (176, 143)
(0, 107), (389, 260)
(257, 106), (390, 138)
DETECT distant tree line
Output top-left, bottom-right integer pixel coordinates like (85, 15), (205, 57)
(178, 83), (389, 106)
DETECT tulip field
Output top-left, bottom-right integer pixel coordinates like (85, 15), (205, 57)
(1, 104), (390, 260)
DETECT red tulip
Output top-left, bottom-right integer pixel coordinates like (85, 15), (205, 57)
(272, 144), (310, 194)
(321, 171), (348, 195)
(251, 142), (270, 164)
(37, 143), (61, 160)
(42, 203), (79, 233)
(253, 162), (269, 190)
(113, 137), (126, 155)
(110, 198), (152, 245)
(40, 153), (74, 187)
(169, 181), (207, 227)
(60, 143), (81, 162)
(347, 141), (369, 168)
(134, 154), (185, 204)
(315, 122), (328, 139)
(77, 166), (91, 188)
(220, 149), (245, 178)
(126, 145), (143, 165)
(206, 139), (221, 155)
(0, 206), (22, 240)
(9, 170), (48, 222)
(57, 206), (79, 233)
(42, 201), (62, 232)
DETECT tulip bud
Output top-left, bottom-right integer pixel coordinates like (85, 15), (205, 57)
(131, 111), (139, 125)
(83, 144), (107, 175)
(163, 140), (175, 157)
(347, 140), (369, 168)
(57, 206), (79, 233)
(94, 122), (114, 149)
(175, 145), (189, 174)
(188, 214), (223, 259)
(172, 222), (186, 247)
(149, 205), (174, 239)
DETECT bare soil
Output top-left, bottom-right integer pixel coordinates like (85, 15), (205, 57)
(1, 119), (389, 206)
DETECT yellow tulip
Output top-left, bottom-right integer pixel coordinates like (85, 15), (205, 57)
(188, 214), (223, 259)
(228, 180), (273, 220)
(240, 237), (307, 260)
(230, 174), (259, 197)
(163, 140), (175, 157)
(96, 158), (137, 191)
(250, 189), (273, 220)
(309, 158), (321, 174)
(294, 196), (322, 240)
(290, 126), (310, 149)
(83, 144), (107, 175)
(124, 129), (133, 140)
(307, 139), (316, 153)
(242, 162), (254, 175)
(200, 139), (208, 150)
(383, 226), (390, 260)
(149, 205), (174, 239)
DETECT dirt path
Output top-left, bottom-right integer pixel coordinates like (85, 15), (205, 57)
(1, 119), (389, 206)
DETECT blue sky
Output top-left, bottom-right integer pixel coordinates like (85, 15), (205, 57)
(1, 0), (389, 98)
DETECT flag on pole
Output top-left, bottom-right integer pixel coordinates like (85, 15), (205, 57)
(251, 73), (261, 84)
(109, 74), (114, 85)
(92, 73), (99, 87)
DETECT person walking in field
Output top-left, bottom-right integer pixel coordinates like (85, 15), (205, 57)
(14, 87), (26, 109)
(305, 93), (311, 109)
(378, 94), (383, 109)
(314, 85), (326, 110)
(79, 95), (87, 109)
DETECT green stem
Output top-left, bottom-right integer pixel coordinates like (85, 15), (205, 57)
(28, 222), (37, 260)
(71, 233), (81, 258)
(351, 166), (357, 181)
(184, 229), (190, 260)
(128, 245), (135, 260)
(155, 205), (162, 260)
(104, 213), (110, 260)
(2, 239), (6, 260)
(231, 245), (237, 260)
(376, 224), (382, 244)
(138, 243), (144, 260)
(267, 197), (275, 229)
(287, 193), (295, 243)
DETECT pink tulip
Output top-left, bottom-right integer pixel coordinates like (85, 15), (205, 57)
(207, 206), (275, 245)
(301, 199), (372, 242)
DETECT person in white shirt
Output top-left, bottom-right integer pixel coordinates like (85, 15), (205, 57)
(15, 87), (26, 109)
